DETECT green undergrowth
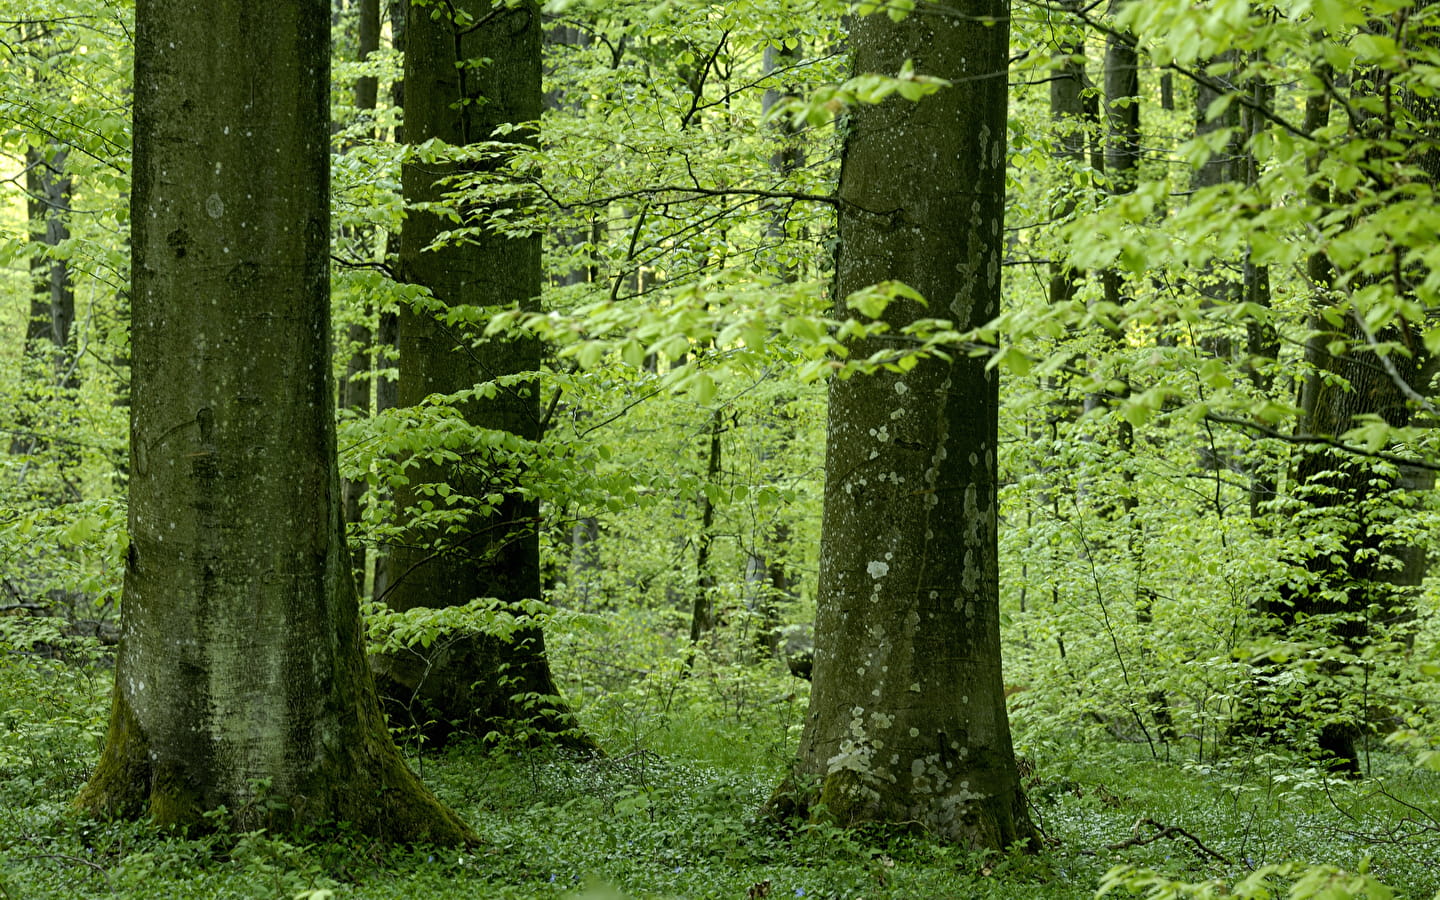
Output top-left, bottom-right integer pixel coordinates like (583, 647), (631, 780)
(2, 647), (1439, 899)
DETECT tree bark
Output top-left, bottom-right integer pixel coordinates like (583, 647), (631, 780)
(74, 0), (473, 843)
(374, 0), (590, 751)
(767, 1), (1033, 850)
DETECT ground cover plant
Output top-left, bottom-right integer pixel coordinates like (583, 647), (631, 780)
(2, 622), (1440, 898)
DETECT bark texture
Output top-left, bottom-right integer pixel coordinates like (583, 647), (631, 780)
(74, 0), (473, 844)
(374, 0), (588, 750)
(769, 1), (1033, 850)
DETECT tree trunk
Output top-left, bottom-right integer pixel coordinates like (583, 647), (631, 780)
(74, 0), (472, 844)
(1192, 52), (1242, 361)
(341, 0), (383, 591)
(1267, 37), (1439, 772)
(688, 408), (723, 648)
(370, 0), (406, 604)
(1083, 1), (1139, 513)
(767, 1), (1033, 850)
(10, 143), (76, 464)
(374, 0), (590, 751)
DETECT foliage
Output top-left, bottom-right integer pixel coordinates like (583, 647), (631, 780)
(4, 0), (1440, 892)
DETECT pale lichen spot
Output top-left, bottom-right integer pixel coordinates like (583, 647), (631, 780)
(908, 682), (921, 692)
(867, 560), (890, 579)
(909, 727), (920, 738)
(895, 381), (908, 394)
(206, 193), (224, 218)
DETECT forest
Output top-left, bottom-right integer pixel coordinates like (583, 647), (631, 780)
(3, 0), (1440, 897)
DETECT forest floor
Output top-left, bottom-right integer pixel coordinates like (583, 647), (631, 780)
(3, 650), (1439, 899)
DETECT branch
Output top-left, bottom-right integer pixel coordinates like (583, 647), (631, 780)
(1205, 412), (1440, 472)
(330, 254), (398, 279)
(1349, 306), (1440, 421)
(529, 180), (839, 211)
(679, 29), (731, 130)
(1106, 817), (1231, 864)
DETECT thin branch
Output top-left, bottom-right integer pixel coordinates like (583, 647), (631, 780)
(330, 253), (398, 279)
(1205, 412), (1440, 472)
(1106, 817), (1231, 864)
(529, 179), (839, 211)
(679, 29), (731, 130)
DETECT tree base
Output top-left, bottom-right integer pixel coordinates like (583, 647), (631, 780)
(372, 628), (598, 754)
(764, 770), (1035, 852)
(74, 682), (478, 845)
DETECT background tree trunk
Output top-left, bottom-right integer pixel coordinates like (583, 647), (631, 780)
(341, 0), (383, 591)
(374, 0), (590, 750)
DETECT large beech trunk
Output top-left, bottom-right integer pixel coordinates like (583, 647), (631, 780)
(768, 0), (1034, 849)
(74, 0), (473, 844)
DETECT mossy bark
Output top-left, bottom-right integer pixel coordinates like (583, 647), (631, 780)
(74, 0), (474, 845)
(766, 1), (1034, 850)
(374, 0), (590, 751)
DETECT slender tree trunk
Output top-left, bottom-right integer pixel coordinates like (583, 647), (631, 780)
(1240, 75), (1280, 516)
(1047, 0), (1086, 313)
(1192, 52), (1242, 362)
(767, 0), (1033, 850)
(371, 0), (407, 604)
(1082, 1), (1139, 516)
(74, 0), (472, 843)
(374, 0), (590, 750)
(689, 409), (723, 647)
(10, 144), (76, 463)
(1101, 0), (1140, 322)
(746, 38), (807, 652)
(341, 0), (383, 591)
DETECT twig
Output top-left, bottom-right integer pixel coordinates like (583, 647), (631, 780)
(17, 853), (112, 889)
(1106, 817), (1231, 864)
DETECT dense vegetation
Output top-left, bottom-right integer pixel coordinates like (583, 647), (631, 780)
(4, 0), (1440, 896)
